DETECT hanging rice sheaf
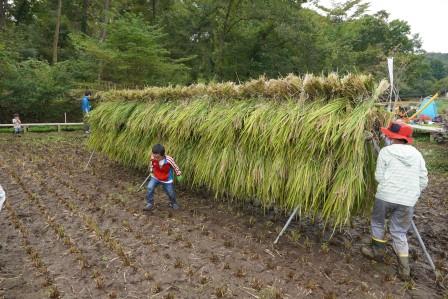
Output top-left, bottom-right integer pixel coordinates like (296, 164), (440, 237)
(88, 73), (390, 228)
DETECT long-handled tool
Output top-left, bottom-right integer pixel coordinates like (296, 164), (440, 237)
(137, 174), (151, 192)
(137, 162), (153, 192)
(411, 221), (437, 273)
(412, 224), (440, 280)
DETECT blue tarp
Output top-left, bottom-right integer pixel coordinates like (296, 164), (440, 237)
(418, 97), (438, 120)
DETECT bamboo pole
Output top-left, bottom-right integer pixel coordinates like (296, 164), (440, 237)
(408, 93), (439, 121)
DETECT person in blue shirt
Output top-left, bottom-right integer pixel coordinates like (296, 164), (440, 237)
(82, 91), (92, 134)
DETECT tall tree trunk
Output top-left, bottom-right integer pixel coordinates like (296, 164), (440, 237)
(100, 0), (110, 42)
(52, 0), (62, 64)
(152, 0), (156, 21)
(0, 0), (6, 30)
(216, 0), (235, 78)
(81, 0), (89, 34)
(98, 0), (111, 81)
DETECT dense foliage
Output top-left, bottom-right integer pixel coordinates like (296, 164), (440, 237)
(0, 0), (447, 121)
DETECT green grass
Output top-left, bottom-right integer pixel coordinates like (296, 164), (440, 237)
(414, 133), (448, 174)
(436, 97), (448, 112)
(0, 125), (83, 133)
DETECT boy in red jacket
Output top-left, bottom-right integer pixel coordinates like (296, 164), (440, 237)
(143, 144), (183, 211)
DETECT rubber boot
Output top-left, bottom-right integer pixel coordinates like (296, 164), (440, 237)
(397, 256), (411, 281)
(361, 239), (386, 262)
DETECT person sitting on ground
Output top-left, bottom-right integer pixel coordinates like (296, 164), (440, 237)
(143, 144), (183, 211)
(12, 113), (22, 136)
(361, 122), (428, 281)
(81, 91), (92, 134)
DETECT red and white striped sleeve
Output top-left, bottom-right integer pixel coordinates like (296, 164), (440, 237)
(166, 155), (182, 176)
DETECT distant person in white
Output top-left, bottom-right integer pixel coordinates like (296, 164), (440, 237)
(12, 113), (22, 136)
(361, 122), (428, 281)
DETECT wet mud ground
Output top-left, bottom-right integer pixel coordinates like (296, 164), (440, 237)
(0, 133), (446, 298)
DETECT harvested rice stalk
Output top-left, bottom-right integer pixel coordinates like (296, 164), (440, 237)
(88, 74), (388, 228)
(97, 73), (384, 104)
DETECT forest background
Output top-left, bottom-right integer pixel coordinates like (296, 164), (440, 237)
(1, 0), (448, 122)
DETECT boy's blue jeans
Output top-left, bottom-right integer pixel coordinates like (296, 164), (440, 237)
(146, 177), (176, 206)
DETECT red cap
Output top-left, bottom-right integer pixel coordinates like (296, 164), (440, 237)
(380, 122), (413, 144)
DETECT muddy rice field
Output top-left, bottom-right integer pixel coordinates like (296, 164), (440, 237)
(0, 133), (447, 298)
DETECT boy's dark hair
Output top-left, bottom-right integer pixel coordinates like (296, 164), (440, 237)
(152, 144), (165, 156)
(85, 90), (92, 96)
(13, 113), (19, 117)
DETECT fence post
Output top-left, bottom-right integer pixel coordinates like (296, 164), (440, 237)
(57, 124), (61, 132)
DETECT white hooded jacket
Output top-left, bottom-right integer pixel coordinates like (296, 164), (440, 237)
(375, 144), (428, 207)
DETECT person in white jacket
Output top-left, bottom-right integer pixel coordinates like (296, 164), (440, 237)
(361, 122), (428, 281)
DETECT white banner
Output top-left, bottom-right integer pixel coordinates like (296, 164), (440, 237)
(387, 57), (394, 88)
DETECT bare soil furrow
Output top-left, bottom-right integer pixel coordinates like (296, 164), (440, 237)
(0, 133), (446, 298)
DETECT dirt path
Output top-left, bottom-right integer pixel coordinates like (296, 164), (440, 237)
(0, 133), (446, 298)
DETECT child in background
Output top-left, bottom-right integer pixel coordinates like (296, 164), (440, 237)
(361, 122), (428, 281)
(12, 113), (22, 136)
(143, 144), (183, 211)
(81, 91), (92, 134)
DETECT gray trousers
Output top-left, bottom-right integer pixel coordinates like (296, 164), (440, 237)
(371, 198), (414, 257)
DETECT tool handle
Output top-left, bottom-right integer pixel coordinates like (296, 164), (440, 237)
(411, 221), (436, 273)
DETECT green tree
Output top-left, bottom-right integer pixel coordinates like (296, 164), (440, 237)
(159, 0), (311, 81)
(0, 0), (445, 121)
(0, 48), (79, 122)
(71, 13), (190, 86)
(429, 59), (447, 81)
